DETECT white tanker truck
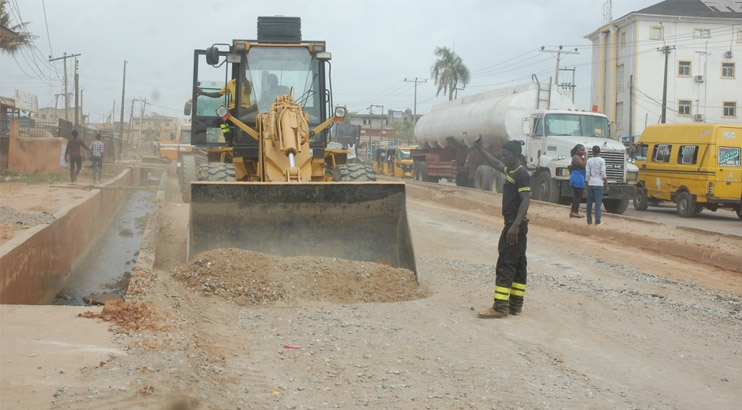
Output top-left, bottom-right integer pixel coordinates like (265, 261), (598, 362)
(412, 77), (638, 214)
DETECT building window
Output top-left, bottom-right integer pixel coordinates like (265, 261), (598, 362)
(616, 64), (625, 92)
(678, 61), (692, 77)
(620, 32), (626, 48)
(693, 28), (710, 38)
(723, 101), (737, 118)
(616, 102), (624, 130)
(722, 63), (735, 79)
(650, 26), (663, 40)
(738, 29), (742, 43)
(678, 146), (699, 164)
(678, 100), (692, 116)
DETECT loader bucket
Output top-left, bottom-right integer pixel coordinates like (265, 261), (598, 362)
(188, 182), (417, 279)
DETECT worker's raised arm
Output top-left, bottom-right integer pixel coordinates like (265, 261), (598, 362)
(473, 136), (506, 173)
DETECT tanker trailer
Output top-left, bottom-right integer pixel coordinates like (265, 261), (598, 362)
(412, 77), (637, 214)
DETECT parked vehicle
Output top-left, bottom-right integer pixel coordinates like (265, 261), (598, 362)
(411, 76), (637, 214)
(632, 123), (741, 219)
(374, 145), (415, 178)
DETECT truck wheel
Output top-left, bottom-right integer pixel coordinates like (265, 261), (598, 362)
(604, 199), (629, 214)
(180, 155), (197, 203)
(455, 171), (471, 187)
(333, 163), (376, 181)
(676, 191), (696, 218)
(199, 162), (236, 182)
(736, 207), (742, 220)
(494, 172), (505, 193)
(532, 172), (559, 203)
(633, 185), (649, 211)
(474, 165), (495, 191)
(416, 161), (428, 182)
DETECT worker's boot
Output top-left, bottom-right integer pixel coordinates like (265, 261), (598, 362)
(477, 299), (509, 319)
(509, 295), (524, 316)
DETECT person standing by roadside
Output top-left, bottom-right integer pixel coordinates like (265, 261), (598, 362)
(569, 144), (586, 218)
(585, 145), (609, 226)
(64, 130), (90, 183)
(89, 133), (104, 183)
(473, 138), (531, 319)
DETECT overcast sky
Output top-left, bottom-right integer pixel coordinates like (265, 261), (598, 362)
(1, 0), (654, 123)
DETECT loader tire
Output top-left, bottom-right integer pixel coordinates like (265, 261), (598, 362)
(180, 155), (198, 203)
(333, 163), (376, 182)
(198, 162), (236, 182)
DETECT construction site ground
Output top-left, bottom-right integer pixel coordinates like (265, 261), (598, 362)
(1, 167), (741, 410)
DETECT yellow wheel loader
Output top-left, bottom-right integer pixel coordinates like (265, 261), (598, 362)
(183, 17), (416, 276)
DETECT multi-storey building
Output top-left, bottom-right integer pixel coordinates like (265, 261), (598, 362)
(586, 0), (742, 144)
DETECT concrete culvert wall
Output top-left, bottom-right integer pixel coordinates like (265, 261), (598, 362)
(0, 167), (165, 305)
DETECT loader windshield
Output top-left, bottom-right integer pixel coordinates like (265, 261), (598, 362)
(545, 113), (609, 139)
(244, 46), (321, 122)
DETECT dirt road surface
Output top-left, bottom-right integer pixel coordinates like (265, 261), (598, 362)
(2, 171), (741, 410)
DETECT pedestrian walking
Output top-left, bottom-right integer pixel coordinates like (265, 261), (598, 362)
(473, 138), (531, 319)
(585, 145), (609, 226)
(90, 133), (105, 183)
(64, 130), (90, 183)
(569, 144), (586, 218)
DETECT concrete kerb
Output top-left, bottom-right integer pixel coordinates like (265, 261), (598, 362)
(125, 168), (167, 302)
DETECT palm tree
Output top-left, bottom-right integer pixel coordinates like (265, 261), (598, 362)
(0, 0), (33, 54)
(430, 46), (470, 101)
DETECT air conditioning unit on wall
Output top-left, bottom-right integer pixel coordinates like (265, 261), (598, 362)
(694, 75), (704, 83)
(694, 113), (705, 122)
(725, 50), (733, 59)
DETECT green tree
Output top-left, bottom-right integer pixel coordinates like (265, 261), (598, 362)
(0, 0), (34, 54)
(392, 118), (415, 143)
(430, 46), (470, 101)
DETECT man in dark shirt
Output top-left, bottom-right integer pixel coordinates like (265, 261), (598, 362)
(64, 130), (90, 182)
(473, 138), (531, 319)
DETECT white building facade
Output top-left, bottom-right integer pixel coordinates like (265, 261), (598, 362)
(586, 0), (742, 144)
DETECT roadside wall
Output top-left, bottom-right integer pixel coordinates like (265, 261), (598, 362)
(0, 168), (143, 304)
(8, 121), (65, 173)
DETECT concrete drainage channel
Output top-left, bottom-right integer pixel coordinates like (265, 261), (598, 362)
(0, 165), (166, 306)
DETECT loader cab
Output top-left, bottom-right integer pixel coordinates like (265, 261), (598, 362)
(190, 39), (333, 153)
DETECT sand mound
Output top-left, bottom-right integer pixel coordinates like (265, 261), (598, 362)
(172, 248), (428, 305)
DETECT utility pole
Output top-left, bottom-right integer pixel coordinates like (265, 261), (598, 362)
(658, 45), (675, 124)
(404, 77), (428, 126)
(558, 67), (576, 102)
(119, 60), (127, 145)
(73, 57), (79, 126)
(138, 98), (148, 148)
(540, 46), (579, 86)
(48, 52), (80, 123)
(80, 89), (84, 124)
(371, 104), (384, 145)
(128, 98), (136, 144)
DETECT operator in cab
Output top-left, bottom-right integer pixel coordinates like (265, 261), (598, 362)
(196, 72), (255, 113)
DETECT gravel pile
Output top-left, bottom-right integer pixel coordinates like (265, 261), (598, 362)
(172, 248), (430, 305)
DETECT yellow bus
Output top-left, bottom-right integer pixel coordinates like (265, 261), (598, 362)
(632, 123), (741, 219)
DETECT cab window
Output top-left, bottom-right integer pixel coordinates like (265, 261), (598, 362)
(678, 145), (698, 164)
(718, 147), (741, 167)
(634, 144), (648, 161)
(533, 117), (543, 136)
(652, 144), (672, 162)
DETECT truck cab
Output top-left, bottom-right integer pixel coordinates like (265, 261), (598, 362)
(526, 109), (638, 213)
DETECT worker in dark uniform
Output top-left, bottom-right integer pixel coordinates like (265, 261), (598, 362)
(473, 138), (531, 319)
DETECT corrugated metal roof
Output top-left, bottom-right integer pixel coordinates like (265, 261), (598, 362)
(635, 0), (742, 18)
